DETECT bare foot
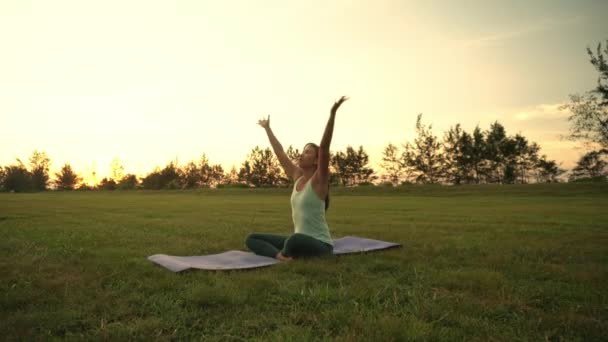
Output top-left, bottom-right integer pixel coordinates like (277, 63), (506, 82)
(276, 252), (293, 261)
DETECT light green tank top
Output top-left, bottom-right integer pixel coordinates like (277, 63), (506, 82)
(290, 176), (334, 246)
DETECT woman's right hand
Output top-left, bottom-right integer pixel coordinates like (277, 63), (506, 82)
(257, 115), (270, 129)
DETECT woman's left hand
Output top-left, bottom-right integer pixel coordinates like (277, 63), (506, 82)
(331, 96), (349, 114)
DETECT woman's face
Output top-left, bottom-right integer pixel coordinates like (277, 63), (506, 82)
(298, 145), (318, 169)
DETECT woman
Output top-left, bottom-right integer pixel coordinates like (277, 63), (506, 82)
(245, 96), (349, 261)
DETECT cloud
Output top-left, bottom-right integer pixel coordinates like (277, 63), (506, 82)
(463, 26), (543, 48)
(503, 103), (585, 168)
(459, 15), (582, 48)
(512, 103), (569, 122)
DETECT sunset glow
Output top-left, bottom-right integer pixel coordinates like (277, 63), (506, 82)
(1, 1), (606, 179)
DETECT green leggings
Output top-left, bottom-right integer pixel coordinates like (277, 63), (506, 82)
(245, 233), (333, 259)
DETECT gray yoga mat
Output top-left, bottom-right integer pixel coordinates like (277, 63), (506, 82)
(148, 236), (401, 272)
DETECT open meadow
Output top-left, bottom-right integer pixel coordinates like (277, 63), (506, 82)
(1, 183), (607, 341)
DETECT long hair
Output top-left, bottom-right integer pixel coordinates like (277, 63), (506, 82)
(304, 143), (330, 211)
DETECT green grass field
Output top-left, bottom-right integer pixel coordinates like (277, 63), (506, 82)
(1, 184), (607, 341)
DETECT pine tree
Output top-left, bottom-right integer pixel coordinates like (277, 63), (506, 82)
(54, 163), (81, 190)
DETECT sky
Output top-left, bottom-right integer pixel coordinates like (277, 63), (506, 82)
(1, 0), (607, 184)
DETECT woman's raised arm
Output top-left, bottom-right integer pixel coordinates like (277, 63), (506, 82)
(258, 115), (302, 180)
(317, 96), (349, 182)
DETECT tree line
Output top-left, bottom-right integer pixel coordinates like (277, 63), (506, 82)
(0, 117), (587, 192)
(380, 116), (565, 185)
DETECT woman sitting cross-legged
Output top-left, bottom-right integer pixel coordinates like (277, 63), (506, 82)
(245, 96), (349, 261)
